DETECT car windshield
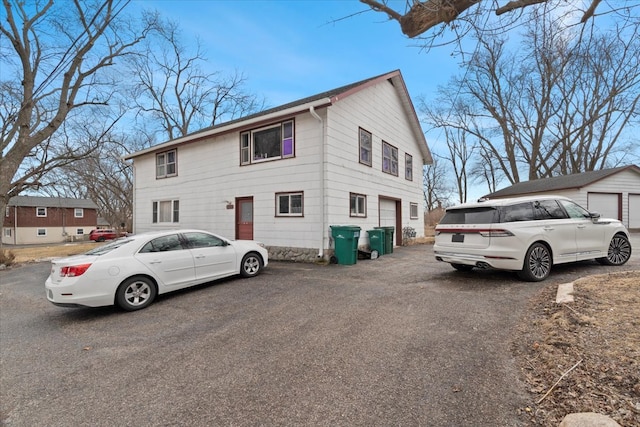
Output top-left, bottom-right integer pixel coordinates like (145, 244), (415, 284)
(85, 238), (133, 256)
(440, 207), (498, 224)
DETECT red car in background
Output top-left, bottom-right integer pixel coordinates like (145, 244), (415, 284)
(89, 229), (126, 242)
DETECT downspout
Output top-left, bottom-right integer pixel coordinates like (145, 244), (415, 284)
(309, 106), (325, 258)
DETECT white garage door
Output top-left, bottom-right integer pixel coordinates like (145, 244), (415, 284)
(629, 194), (640, 229)
(587, 193), (619, 220)
(379, 199), (396, 227)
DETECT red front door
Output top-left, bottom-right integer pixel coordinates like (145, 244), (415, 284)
(236, 197), (254, 240)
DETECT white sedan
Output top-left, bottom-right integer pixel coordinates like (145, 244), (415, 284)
(45, 230), (268, 311)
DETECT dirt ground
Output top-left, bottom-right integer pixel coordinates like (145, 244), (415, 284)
(5, 242), (100, 263)
(513, 270), (640, 426)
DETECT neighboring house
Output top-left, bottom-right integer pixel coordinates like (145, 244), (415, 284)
(2, 196), (99, 245)
(125, 70), (433, 261)
(483, 165), (640, 230)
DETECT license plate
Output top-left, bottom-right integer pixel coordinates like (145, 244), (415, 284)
(452, 234), (464, 243)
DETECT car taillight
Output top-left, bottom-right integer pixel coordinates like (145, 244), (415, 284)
(60, 264), (92, 277)
(479, 229), (514, 237)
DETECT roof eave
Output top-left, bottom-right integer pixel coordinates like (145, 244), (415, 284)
(124, 97), (333, 160)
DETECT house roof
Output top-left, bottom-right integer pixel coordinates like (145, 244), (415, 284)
(484, 165), (640, 198)
(124, 70), (433, 164)
(8, 196), (99, 209)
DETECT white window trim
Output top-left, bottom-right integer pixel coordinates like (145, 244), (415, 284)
(36, 207), (47, 217)
(74, 208), (84, 218)
(76, 228), (85, 235)
(276, 192), (304, 217)
(350, 193), (367, 217)
(156, 149), (177, 179)
(37, 228), (47, 236)
(152, 200), (180, 224)
(410, 202), (419, 219)
(241, 120), (295, 165)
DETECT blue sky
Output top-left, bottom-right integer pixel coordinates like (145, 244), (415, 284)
(129, 1), (639, 201)
(132, 0), (462, 110)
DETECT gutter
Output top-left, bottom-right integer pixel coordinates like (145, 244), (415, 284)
(309, 105), (325, 259)
(124, 98), (332, 161)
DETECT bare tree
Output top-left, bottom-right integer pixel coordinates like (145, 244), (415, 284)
(423, 157), (455, 211)
(360, 0), (639, 48)
(470, 143), (504, 195)
(41, 132), (153, 231)
(421, 14), (640, 191)
(0, 0), (156, 240)
(420, 94), (478, 203)
(128, 19), (266, 140)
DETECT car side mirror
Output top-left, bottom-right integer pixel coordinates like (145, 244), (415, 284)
(589, 212), (601, 221)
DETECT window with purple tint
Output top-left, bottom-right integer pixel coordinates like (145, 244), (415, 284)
(240, 120), (295, 165)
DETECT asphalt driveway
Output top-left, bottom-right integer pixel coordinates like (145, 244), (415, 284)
(1, 240), (639, 426)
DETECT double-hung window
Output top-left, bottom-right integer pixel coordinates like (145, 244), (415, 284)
(156, 149), (177, 178)
(350, 193), (367, 217)
(36, 207), (47, 217)
(359, 128), (372, 166)
(382, 142), (398, 176)
(152, 200), (180, 223)
(276, 192), (303, 217)
(241, 120), (294, 165)
(74, 208), (84, 218)
(405, 154), (413, 181)
(410, 203), (419, 219)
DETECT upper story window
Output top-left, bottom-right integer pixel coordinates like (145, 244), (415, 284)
(156, 149), (177, 178)
(5, 206), (9, 217)
(36, 207), (47, 217)
(276, 192), (303, 217)
(74, 208), (84, 218)
(241, 120), (294, 165)
(359, 128), (372, 166)
(152, 200), (179, 223)
(382, 141), (398, 176)
(350, 193), (367, 217)
(405, 153), (413, 181)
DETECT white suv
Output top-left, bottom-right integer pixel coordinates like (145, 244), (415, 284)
(433, 195), (632, 281)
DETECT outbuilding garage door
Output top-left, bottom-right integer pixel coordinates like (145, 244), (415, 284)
(629, 194), (640, 229)
(587, 193), (620, 220)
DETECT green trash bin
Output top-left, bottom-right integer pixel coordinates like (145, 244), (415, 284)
(375, 226), (395, 254)
(367, 229), (385, 257)
(330, 225), (361, 265)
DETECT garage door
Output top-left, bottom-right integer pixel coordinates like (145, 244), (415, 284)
(629, 194), (640, 229)
(379, 199), (397, 227)
(587, 193), (619, 220)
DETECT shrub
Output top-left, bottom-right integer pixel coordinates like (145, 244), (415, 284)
(0, 249), (16, 266)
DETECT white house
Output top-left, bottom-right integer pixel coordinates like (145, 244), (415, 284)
(125, 70), (433, 261)
(483, 165), (640, 230)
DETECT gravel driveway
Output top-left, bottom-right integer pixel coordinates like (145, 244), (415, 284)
(2, 240), (639, 426)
